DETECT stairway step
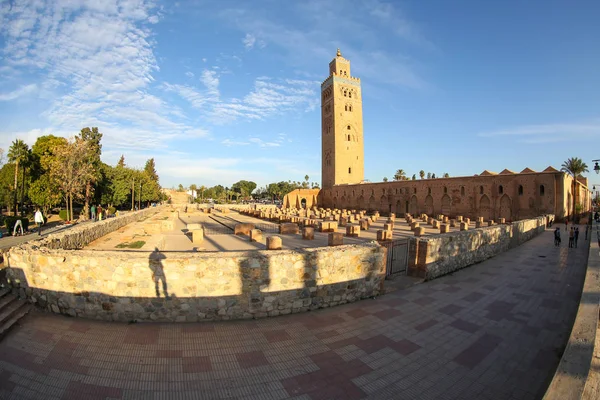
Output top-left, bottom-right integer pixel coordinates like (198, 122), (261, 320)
(0, 287), (10, 299)
(0, 303), (31, 341)
(0, 297), (25, 325)
(0, 292), (16, 310)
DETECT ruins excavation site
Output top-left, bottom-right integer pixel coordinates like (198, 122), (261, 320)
(85, 204), (483, 253)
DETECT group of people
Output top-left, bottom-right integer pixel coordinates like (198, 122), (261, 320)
(11, 208), (45, 237)
(90, 204), (108, 221)
(553, 222), (581, 248)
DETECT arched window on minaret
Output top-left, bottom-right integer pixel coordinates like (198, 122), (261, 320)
(349, 92), (352, 98)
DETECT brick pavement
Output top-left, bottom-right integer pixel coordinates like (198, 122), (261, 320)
(0, 228), (589, 400)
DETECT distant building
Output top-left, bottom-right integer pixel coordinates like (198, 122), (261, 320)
(283, 50), (591, 221)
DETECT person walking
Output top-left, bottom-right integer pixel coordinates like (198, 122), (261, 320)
(12, 218), (23, 236)
(569, 227), (575, 248)
(91, 204), (96, 221)
(574, 227), (580, 248)
(34, 208), (44, 236)
(554, 228), (561, 247)
(98, 205), (103, 221)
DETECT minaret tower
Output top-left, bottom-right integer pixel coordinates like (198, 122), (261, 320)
(321, 49), (364, 189)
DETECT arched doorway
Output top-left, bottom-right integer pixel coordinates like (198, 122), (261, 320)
(357, 195), (365, 210)
(480, 195), (491, 220)
(380, 195), (387, 212)
(396, 200), (403, 215)
(340, 196), (346, 208)
(368, 196), (376, 211)
(301, 198), (307, 209)
(425, 195), (434, 215)
(499, 194), (511, 220)
(332, 197), (337, 210)
(409, 195), (418, 215)
(441, 194), (451, 215)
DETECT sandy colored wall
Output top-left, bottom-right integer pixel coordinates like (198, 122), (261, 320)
(318, 172), (586, 221)
(6, 243), (385, 322)
(409, 215), (553, 280)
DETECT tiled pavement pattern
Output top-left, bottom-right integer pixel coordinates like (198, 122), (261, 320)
(0, 228), (589, 400)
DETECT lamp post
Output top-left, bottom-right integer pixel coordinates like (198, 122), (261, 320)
(594, 160), (600, 175)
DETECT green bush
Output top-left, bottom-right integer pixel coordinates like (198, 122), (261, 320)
(59, 209), (71, 221)
(108, 206), (116, 215)
(5, 217), (29, 232)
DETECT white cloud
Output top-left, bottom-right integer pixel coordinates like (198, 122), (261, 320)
(222, 139), (249, 146)
(0, 0), (210, 153)
(0, 84), (37, 101)
(478, 121), (600, 139)
(216, 1), (431, 90)
(164, 76), (318, 124)
(185, 71), (194, 78)
(249, 137), (280, 147)
(243, 33), (256, 49)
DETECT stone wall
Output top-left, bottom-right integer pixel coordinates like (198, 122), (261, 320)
(43, 207), (162, 250)
(318, 170), (588, 221)
(409, 215), (552, 280)
(6, 242), (385, 322)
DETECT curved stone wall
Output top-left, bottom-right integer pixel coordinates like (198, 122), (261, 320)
(6, 242), (385, 322)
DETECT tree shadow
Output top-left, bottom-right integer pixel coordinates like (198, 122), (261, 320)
(149, 247), (169, 298)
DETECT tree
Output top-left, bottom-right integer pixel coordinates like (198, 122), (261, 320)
(177, 184), (185, 192)
(561, 157), (589, 219)
(412, 174), (416, 180)
(432, 173), (436, 179)
(426, 172), (431, 179)
(419, 170), (425, 179)
(0, 163), (15, 214)
(443, 172), (450, 178)
(199, 185), (206, 201)
(8, 139), (30, 215)
(117, 155), (126, 167)
(383, 177), (388, 182)
(232, 180), (257, 199)
(28, 175), (62, 216)
(189, 184), (197, 200)
(78, 127), (103, 219)
(393, 169), (407, 181)
(49, 138), (95, 222)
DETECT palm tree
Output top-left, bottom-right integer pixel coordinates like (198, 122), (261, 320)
(393, 169), (407, 181)
(419, 170), (425, 179)
(8, 139), (30, 215)
(426, 172), (432, 179)
(443, 172), (450, 178)
(199, 185), (206, 202)
(383, 177), (388, 182)
(561, 157), (589, 220)
(189, 184), (197, 202)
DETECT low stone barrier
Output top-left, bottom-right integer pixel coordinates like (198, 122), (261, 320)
(234, 223), (254, 236)
(5, 242), (385, 322)
(408, 215), (553, 280)
(43, 207), (162, 250)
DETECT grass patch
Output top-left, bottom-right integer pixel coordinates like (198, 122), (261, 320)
(116, 241), (146, 249)
(159, 216), (169, 220)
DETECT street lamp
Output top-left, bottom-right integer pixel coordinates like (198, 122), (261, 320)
(593, 159), (600, 174)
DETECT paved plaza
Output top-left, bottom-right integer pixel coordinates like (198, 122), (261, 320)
(0, 227), (589, 400)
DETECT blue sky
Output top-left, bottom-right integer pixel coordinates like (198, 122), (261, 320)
(0, 0), (599, 189)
